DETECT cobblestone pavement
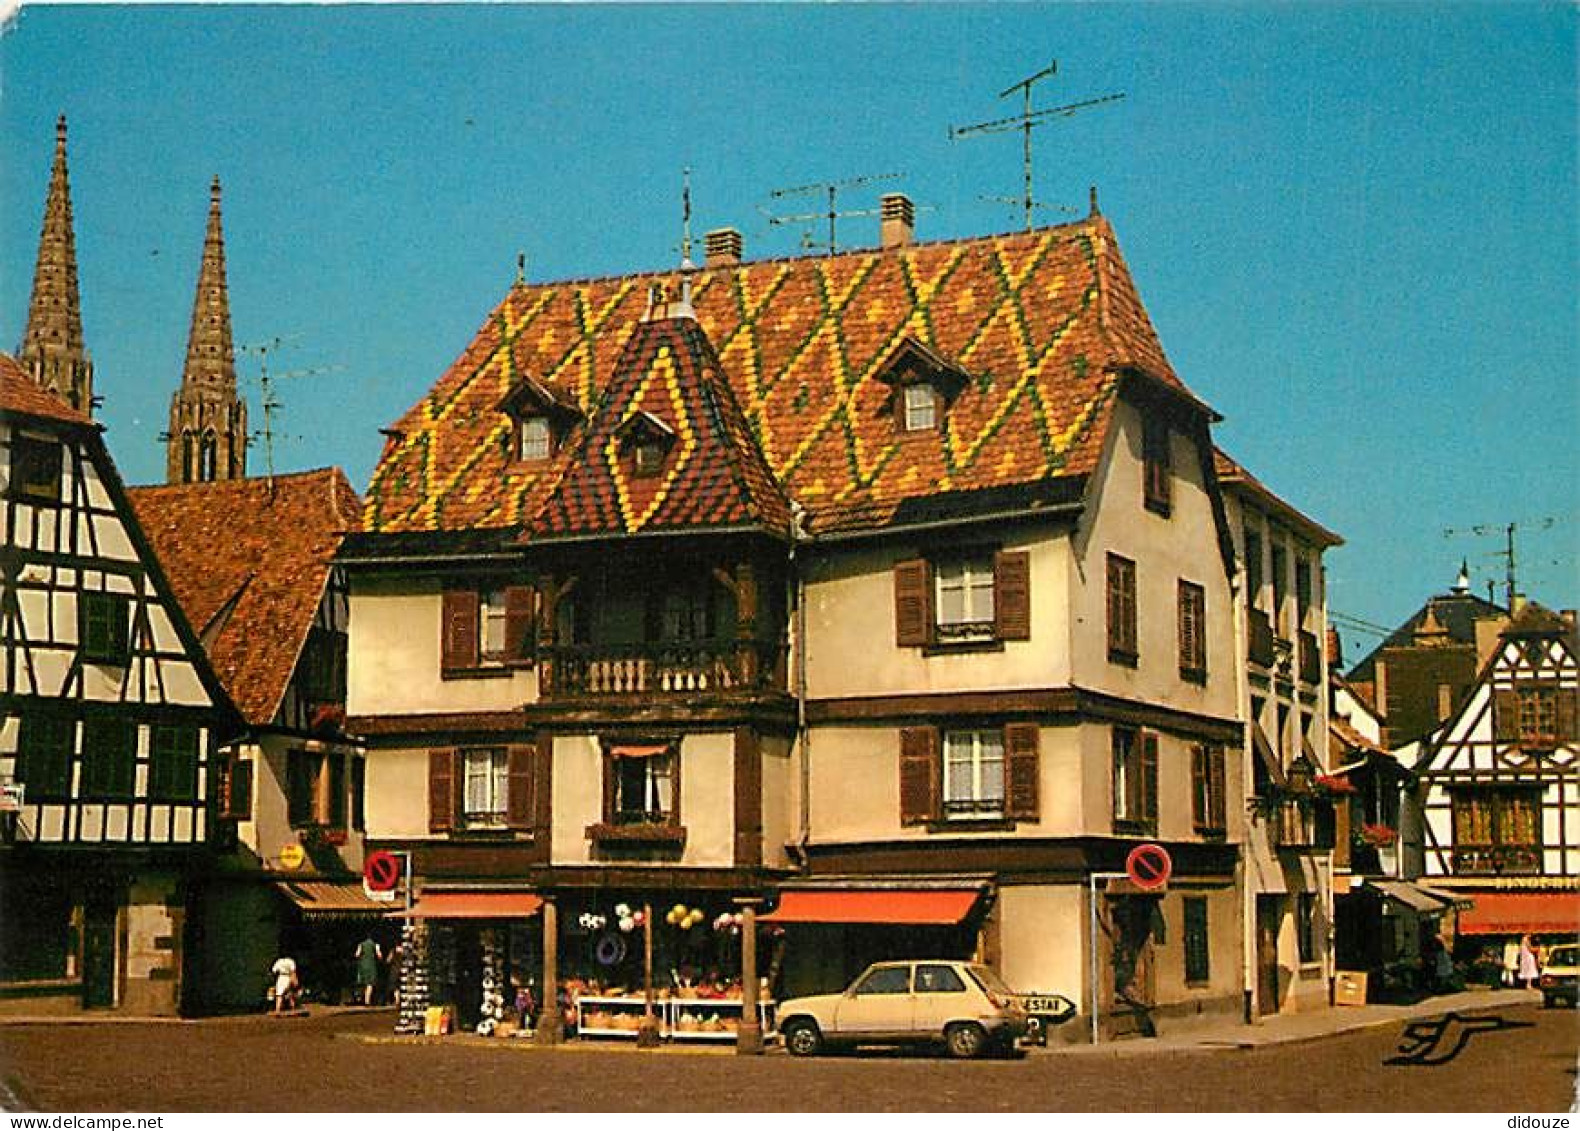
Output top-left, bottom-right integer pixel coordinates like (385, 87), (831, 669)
(0, 1003), (1574, 1112)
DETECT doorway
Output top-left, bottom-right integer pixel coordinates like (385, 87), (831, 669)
(1256, 895), (1284, 1016)
(82, 894), (118, 1009)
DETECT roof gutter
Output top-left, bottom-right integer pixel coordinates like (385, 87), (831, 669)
(807, 499), (1085, 545)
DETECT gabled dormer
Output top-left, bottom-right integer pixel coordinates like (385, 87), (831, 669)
(497, 374), (582, 464)
(873, 335), (971, 434)
(612, 409), (676, 478)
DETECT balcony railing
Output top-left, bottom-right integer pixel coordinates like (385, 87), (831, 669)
(1247, 609), (1275, 668)
(542, 639), (786, 698)
(1452, 845), (1541, 876)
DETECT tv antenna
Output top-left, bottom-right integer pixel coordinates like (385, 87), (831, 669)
(762, 172), (910, 255)
(239, 337), (344, 488)
(1442, 517), (1559, 611)
(949, 59), (1125, 230)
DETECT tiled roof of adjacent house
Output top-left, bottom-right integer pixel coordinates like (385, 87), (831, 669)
(128, 468), (360, 726)
(1347, 589), (1508, 684)
(362, 215), (1205, 539)
(1214, 447), (1341, 548)
(0, 351), (93, 427)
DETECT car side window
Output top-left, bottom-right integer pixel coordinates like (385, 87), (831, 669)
(916, 964), (967, 993)
(852, 966), (912, 995)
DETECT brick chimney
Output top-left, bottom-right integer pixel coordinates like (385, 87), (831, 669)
(880, 193), (914, 249)
(704, 228), (742, 269)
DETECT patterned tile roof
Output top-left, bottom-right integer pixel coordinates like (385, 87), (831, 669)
(128, 468), (360, 726)
(0, 350), (93, 427)
(363, 215), (1204, 539)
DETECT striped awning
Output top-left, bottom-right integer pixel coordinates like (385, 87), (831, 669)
(275, 880), (392, 919)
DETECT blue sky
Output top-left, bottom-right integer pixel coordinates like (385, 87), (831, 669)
(2, 3), (1575, 653)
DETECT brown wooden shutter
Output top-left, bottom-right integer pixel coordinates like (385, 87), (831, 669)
(1210, 746), (1227, 829)
(894, 559), (933, 647)
(1189, 744), (1207, 829)
(504, 586), (536, 663)
(221, 756), (253, 821)
(441, 589), (480, 671)
(505, 744), (535, 829)
(1556, 689), (1577, 743)
(1141, 733), (1159, 827)
(428, 748), (456, 832)
(1004, 722), (1040, 820)
(899, 726), (939, 826)
(1494, 689), (1520, 742)
(993, 551), (1031, 641)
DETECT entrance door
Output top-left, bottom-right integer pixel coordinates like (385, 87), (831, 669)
(82, 897), (118, 1009)
(1108, 896), (1159, 1037)
(1256, 895), (1283, 1016)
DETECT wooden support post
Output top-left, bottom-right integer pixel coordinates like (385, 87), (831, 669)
(637, 901), (660, 1048)
(537, 897), (562, 1045)
(736, 900), (763, 1055)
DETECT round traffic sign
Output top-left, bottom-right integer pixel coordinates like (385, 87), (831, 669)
(363, 850), (401, 893)
(1125, 843), (1172, 891)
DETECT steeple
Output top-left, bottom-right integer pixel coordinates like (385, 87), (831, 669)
(19, 114), (94, 414)
(166, 177), (248, 484)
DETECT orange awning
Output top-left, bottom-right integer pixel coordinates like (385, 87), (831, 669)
(760, 889), (980, 926)
(275, 881), (390, 919)
(611, 744), (670, 759)
(399, 892), (544, 920)
(1457, 892), (1580, 936)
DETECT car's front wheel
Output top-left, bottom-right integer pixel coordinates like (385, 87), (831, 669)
(944, 1021), (988, 1059)
(783, 1018), (823, 1057)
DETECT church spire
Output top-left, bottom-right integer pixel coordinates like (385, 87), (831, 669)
(166, 177), (247, 484)
(19, 114), (94, 414)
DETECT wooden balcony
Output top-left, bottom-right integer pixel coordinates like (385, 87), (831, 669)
(1298, 629), (1321, 685)
(1452, 845), (1541, 876)
(1247, 609), (1275, 668)
(541, 639), (786, 698)
(1269, 797), (1336, 853)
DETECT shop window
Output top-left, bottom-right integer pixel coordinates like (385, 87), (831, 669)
(15, 715), (74, 801)
(1190, 743), (1227, 834)
(1112, 727), (1157, 835)
(80, 717), (136, 800)
(148, 725), (198, 802)
(852, 965), (911, 995)
(1107, 553), (1138, 666)
(79, 591), (131, 666)
(1183, 897), (1210, 984)
(463, 747), (509, 827)
(0, 878), (73, 981)
(287, 749), (346, 829)
(1178, 579), (1207, 683)
(942, 730), (1005, 819)
(893, 550), (1029, 648)
(8, 434), (63, 504)
(441, 585), (535, 673)
(1296, 893), (1318, 964)
(1142, 414), (1171, 516)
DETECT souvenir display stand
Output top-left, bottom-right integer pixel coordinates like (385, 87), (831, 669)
(575, 994), (775, 1041)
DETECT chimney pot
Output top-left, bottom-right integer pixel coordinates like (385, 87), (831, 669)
(880, 193), (915, 249)
(704, 227), (743, 268)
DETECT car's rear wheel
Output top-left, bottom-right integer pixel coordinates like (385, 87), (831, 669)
(945, 1021), (987, 1059)
(783, 1018), (823, 1057)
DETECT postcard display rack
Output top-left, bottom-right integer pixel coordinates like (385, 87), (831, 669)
(576, 995), (776, 1041)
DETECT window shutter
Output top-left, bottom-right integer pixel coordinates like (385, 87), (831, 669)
(1556, 689), (1577, 743)
(428, 748), (456, 832)
(993, 551), (1031, 641)
(441, 589), (479, 671)
(221, 756), (253, 821)
(1190, 744), (1207, 829)
(505, 744), (535, 829)
(894, 560), (933, 647)
(1211, 746), (1227, 829)
(1141, 733), (1159, 827)
(350, 756), (366, 832)
(504, 586), (536, 663)
(286, 750), (311, 827)
(899, 727), (939, 826)
(1003, 722), (1040, 820)
(1494, 690), (1520, 742)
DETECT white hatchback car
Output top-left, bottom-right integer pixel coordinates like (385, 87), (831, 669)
(778, 959), (1028, 1058)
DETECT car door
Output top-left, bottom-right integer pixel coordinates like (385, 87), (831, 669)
(833, 964), (914, 1037)
(912, 962), (971, 1035)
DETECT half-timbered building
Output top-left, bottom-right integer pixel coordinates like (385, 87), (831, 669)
(0, 354), (236, 1014)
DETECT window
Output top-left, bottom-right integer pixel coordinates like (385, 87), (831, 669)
(462, 747), (509, 827)
(441, 586), (535, 672)
(611, 748), (676, 825)
(1518, 688), (1558, 744)
(219, 755), (253, 821)
(646, 578), (719, 643)
(479, 589), (509, 662)
(300, 627), (346, 704)
(1295, 559), (1313, 624)
(16, 715), (74, 801)
(79, 592), (131, 666)
(8, 434), (63, 504)
(1107, 553), (1138, 665)
(1178, 580), (1206, 682)
(1296, 893), (1318, 964)
(517, 416), (552, 462)
(148, 725), (198, 802)
(935, 558), (995, 642)
(632, 439), (666, 478)
(1451, 788), (1541, 874)
(1183, 897), (1210, 983)
(943, 730), (1005, 819)
(351, 756), (366, 832)
(1112, 728), (1157, 833)
(80, 717), (136, 799)
(1143, 414), (1171, 515)
(852, 966), (911, 995)
(1271, 542), (1288, 638)
(915, 964), (967, 993)
(199, 432), (217, 482)
(1244, 529), (1264, 603)
(901, 384), (937, 432)
(287, 750), (346, 829)
(1190, 743), (1227, 833)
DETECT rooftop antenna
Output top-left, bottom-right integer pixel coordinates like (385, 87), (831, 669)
(239, 337), (344, 492)
(1442, 517), (1559, 611)
(515, 252), (527, 285)
(762, 172), (905, 255)
(949, 59), (1125, 231)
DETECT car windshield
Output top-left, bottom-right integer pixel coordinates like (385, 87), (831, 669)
(1546, 945), (1577, 965)
(965, 964), (1014, 996)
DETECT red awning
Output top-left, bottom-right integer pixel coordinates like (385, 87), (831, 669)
(760, 889), (980, 926)
(1457, 892), (1580, 936)
(398, 892), (544, 920)
(611, 744), (670, 759)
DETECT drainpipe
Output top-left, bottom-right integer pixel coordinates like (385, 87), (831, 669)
(1234, 563), (1256, 1025)
(790, 503), (812, 864)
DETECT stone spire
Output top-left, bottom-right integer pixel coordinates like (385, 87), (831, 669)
(19, 115), (94, 414)
(166, 177), (248, 484)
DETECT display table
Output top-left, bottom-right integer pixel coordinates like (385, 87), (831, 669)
(575, 995), (775, 1041)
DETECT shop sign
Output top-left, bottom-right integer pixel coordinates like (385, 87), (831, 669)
(0, 782), (23, 812)
(279, 843), (307, 870)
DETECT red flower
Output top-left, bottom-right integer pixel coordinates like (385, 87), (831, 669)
(1314, 774), (1357, 795)
(1360, 823), (1397, 847)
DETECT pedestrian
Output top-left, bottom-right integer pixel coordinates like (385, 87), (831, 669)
(354, 934), (383, 1006)
(1501, 939), (1519, 986)
(270, 954), (299, 1016)
(1517, 934), (1540, 990)
(387, 939), (405, 1010)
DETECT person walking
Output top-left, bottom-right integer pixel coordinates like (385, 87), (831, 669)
(270, 954), (299, 1016)
(354, 935), (383, 1006)
(1517, 934), (1540, 990)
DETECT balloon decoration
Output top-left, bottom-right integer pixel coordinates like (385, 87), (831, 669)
(712, 912), (745, 935)
(577, 912), (608, 932)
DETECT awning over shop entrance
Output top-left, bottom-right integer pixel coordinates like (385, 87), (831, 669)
(760, 889), (980, 926)
(275, 880), (391, 919)
(1362, 880), (1469, 917)
(1456, 891), (1580, 936)
(398, 892), (544, 920)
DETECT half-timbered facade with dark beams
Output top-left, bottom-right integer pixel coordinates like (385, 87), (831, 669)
(129, 468), (375, 1011)
(0, 354), (236, 1015)
(345, 197), (1274, 1041)
(1407, 602), (1580, 948)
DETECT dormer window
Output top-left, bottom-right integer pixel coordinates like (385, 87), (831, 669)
(874, 336), (970, 436)
(614, 411), (676, 480)
(902, 384), (939, 432)
(633, 439), (666, 478)
(517, 416), (552, 462)
(498, 375), (581, 465)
